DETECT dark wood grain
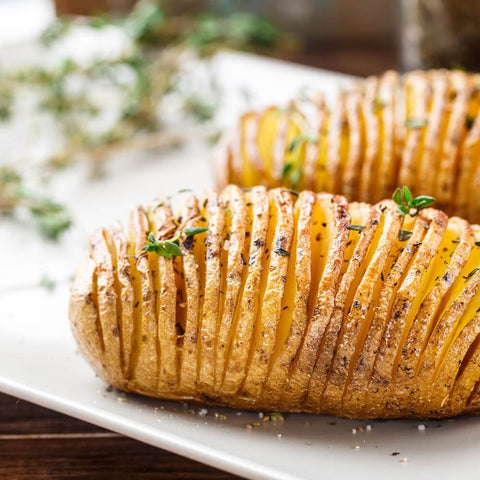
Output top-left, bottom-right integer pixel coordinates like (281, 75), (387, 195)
(0, 393), (241, 479)
(277, 42), (400, 77)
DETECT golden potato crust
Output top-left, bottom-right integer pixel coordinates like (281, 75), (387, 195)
(212, 69), (480, 225)
(69, 186), (480, 418)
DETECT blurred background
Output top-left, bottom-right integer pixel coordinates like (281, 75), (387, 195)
(2, 0), (480, 238)
(2, 0), (480, 239)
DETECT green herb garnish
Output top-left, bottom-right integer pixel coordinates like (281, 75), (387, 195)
(143, 233), (184, 258)
(183, 226), (208, 236)
(143, 225), (208, 259)
(270, 412), (284, 422)
(39, 274), (56, 291)
(398, 229), (413, 242)
(393, 185), (435, 217)
(372, 97), (384, 113)
(287, 133), (318, 153)
(464, 268), (479, 281)
(273, 248), (290, 257)
(347, 224), (366, 232)
(405, 118), (427, 129)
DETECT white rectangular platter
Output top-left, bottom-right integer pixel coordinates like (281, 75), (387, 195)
(1, 52), (479, 480)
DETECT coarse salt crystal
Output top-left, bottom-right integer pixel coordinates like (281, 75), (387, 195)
(418, 424), (426, 431)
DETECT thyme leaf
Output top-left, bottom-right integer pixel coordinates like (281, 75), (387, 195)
(347, 224), (366, 232)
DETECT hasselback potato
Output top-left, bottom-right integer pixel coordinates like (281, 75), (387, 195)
(212, 69), (480, 224)
(69, 185), (480, 418)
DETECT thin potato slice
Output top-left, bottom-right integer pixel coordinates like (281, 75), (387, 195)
(89, 229), (123, 387)
(341, 88), (364, 201)
(241, 188), (295, 400)
(435, 71), (471, 211)
(198, 190), (225, 393)
(105, 224), (135, 380)
(344, 207), (419, 415)
(256, 106), (282, 187)
(375, 70), (398, 201)
(358, 77), (379, 202)
(127, 208), (158, 395)
(455, 74), (480, 218)
(366, 211), (446, 415)
(429, 313), (480, 415)
(272, 110), (293, 183)
(415, 70), (448, 203)
(214, 186), (247, 391)
(381, 210), (448, 412)
(306, 202), (380, 411)
(244, 113), (267, 186)
(303, 95), (326, 191)
(326, 91), (348, 194)
(69, 255), (107, 380)
(147, 201), (179, 392)
(222, 187), (269, 396)
(281, 194), (349, 409)
(414, 226), (478, 410)
(178, 196), (204, 395)
(260, 191), (315, 406)
(321, 202), (402, 414)
(398, 71), (430, 190)
(468, 118), (480, 223)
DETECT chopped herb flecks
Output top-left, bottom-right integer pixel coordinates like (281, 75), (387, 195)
(347, 224), (366, 232)
(398, 229), (413, 242)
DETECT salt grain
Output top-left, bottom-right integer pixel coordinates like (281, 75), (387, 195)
(418, 424), (425, 431)
(352, 428), (357, 434)
(400, 457), (408, 463)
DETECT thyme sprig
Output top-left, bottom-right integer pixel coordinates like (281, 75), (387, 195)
(393, 186), (435, 217)
(0, 168), (71, 239)
(143, 226), (208, 259)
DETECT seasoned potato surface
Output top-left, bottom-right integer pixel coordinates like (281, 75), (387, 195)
(70, 186), (480, 418)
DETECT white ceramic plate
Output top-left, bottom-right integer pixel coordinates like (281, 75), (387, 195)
(1, 52), (479, 480)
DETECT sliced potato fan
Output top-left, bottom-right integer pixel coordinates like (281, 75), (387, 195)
(70, 185), (480, 418)
(213, 69), (480, 225)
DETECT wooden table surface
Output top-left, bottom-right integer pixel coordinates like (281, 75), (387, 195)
(1, 43), (397, 480)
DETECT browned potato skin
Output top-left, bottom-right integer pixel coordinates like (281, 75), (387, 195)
(213, 69), (480, 225)
(70, 186), (480, 418)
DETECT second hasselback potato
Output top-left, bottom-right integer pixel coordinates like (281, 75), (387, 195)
(69, 185), (480, 418)
(212, 69), (480, 224)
